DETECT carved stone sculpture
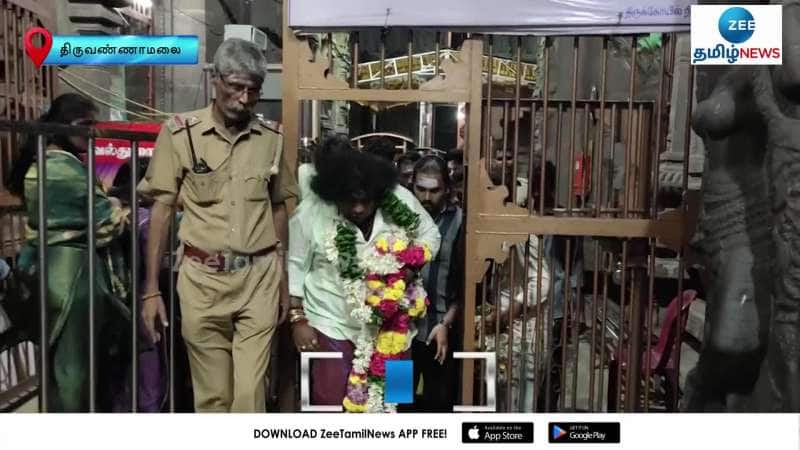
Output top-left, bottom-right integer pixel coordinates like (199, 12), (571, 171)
(684, 0), (800, 411)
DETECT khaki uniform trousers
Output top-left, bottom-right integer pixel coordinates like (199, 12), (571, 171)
(177, 250), (280, 412)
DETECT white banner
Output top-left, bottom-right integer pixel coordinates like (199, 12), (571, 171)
(288, 0), (695, 35)
(0, 413), (797, 450)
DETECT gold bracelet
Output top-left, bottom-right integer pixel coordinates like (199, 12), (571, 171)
(289, 312), (306, 322)
(141, 291), (162, 301)
(289, 313), (308, 324)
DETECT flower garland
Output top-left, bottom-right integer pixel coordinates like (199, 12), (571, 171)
(326, 191), (433, 413)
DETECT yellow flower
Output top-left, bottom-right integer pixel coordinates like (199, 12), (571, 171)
(376, 237), (389, 252)
(392, 239), (408, 253)
(376, 331), (408, 354)
(349, 374), (366, 384)
(367, 279), (384, 290)
(391, 333), (407, 353)
(343, 397), (366, 413)
(383, 288), (403, 301)
(391, 279), (406, 292)
(376, 332), (394, 354)
(408, 297), (428, 318)
(423, 245), (432, 262)
(367, 295), (382, 306)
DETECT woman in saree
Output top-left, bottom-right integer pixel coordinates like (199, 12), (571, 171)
(7, 93), (130, 412)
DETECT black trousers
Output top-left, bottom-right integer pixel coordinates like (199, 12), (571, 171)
(408, 338), (457, 412)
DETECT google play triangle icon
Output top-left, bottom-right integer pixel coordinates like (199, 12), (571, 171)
(552, 425), (567, 440)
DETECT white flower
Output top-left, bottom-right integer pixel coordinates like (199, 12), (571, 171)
(322, 225), (340, 263)
(350, 305), (373, 322)
(361, 249), (403, 275)
(366, 383), (384, 413)
(352, 329), (374, 373)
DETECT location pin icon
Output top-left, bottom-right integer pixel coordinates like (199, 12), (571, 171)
(23, 27), (52, 69)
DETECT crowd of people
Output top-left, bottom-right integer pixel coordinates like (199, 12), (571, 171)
(2, 37), (584, 414)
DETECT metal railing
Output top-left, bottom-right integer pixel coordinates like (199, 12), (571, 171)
(0, 120), (161, 412)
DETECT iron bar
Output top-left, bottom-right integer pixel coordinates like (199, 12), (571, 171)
(625, 265), (643, 411)
(554, 103), (563, 209)
(580, 103), (590, 212)
(485, 36), (493, 174)
(327, 33), (334, 83)
(527, 100), (538, 215)
(512, 37), (522, 201)
(507, 247), (516, 410)
(519, 239), (538, 412)
(351, 32), (359, 89)
(435, 32), (441, 77)
(407, 30), (413, 89)
(644, 239), (656, 411)
(36, 134), (48, 412)
(571, 254), (582, 411)
(380, 30), (386, 89)
(594, 37), (609, 218)
(130, 141), (139, 412)
(2, 7), (9, 188)
(559, 239), (571, 409)
(623, 36), (638, 218)
(532, 235), (545, 412)
(478, 276), (488, 403)
(543, 237), (557, 411)
(501, 101), (509, 189)
(608, 105), (618, 211)
(597, 252), (610, 411)
(616, 241), (628, 410)
(567, 37), (579, 213)
(588, 241), (600, 410)
(87, 136), (97, 412)
(540, 37), (551, 216)
(519, 237), (531, 411)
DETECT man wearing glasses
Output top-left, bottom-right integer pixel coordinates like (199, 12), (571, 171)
(137, 38), (298, 412)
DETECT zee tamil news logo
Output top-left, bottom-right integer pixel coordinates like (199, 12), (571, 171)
(690, 5), (782, 65)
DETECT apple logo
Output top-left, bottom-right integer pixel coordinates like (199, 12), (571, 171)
(468, 426), (480, 440)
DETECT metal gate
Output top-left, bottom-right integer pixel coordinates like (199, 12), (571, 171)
(283, 12), (695, 411)
(466, 34), (696, 413)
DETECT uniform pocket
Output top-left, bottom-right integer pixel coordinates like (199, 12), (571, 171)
(244, 170), (269, 201)
(184, 170), (223, 205)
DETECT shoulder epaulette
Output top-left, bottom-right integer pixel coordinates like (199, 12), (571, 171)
(258, 118), (283, 134)
(166, 114), (200, 134)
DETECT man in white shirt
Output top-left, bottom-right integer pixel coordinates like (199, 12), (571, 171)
(287, 136), (441, 406)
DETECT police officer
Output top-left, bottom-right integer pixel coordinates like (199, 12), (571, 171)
(137, 38), (298, 412)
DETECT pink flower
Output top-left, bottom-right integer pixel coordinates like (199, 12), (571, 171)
(390, 314), (410, 333)
(379, 300), (399, 319)
(424, 297), (430, 307)
(397, 246), (426, 268)
(366, 273), (382, 282)
(369, 353), (387, 377)
(369, 351), (408, 377)
(385, 272), (404, 286)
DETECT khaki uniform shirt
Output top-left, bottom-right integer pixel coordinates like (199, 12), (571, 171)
(137, 105), (298, 254)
